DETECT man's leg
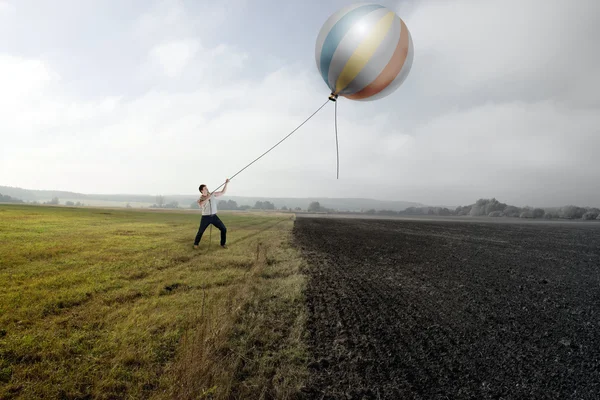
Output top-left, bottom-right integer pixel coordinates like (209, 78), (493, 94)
(211, 215), (227, 246)
(194, 216), (212, 246)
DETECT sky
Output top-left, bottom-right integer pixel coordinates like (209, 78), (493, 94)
(1, 0), (599, 207)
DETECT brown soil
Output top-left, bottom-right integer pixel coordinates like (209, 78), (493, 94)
(293, 217), (600, 399)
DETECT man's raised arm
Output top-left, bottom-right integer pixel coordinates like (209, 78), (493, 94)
(214, 178), (230, 197)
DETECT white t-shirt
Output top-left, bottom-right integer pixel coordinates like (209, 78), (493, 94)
(199, 195), (218, 215)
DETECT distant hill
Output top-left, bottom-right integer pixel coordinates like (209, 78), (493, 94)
(0, 186), (160, 204)
(3, 186), (598, 220)
(0, 186), (84, 201)
(200, 196), (424, 212)
(0, 186), (424, 212)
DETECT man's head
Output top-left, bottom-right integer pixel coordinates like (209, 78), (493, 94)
(199, 184), (208, 195)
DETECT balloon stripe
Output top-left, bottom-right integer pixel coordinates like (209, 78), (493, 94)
(319, 4), (384, 89)
(357, 29), (413, 101)
(344, 18), (410, 100)
(337, 14), (400, 95)
(327, 7), (392, 91)
(315, 3), (365, 73)
(334, 11), (395, 94)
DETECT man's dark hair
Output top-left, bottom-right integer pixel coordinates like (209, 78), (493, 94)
(199, 184), (206, 193)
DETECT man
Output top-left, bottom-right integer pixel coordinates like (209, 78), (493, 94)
(193, 179), (229, 249)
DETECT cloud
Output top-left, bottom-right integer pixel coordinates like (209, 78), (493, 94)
(406, 0), (600, 106)
(132, 0), (204, 42)
(132, 0), (247, 46)
(1, 0), (599, 208)
(0, 47), (322, 194)
(398, 99), (599, 176)
(0, 55), (59, 105)
(149, 39), (200, 78)
(0, 1), (15, 16)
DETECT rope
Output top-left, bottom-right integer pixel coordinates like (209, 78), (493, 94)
(208, 98), (331, 194)
(334, 99), (339, 179)
(202, 98), (332, 253)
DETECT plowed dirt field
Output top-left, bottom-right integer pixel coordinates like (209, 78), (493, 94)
(293, 217), (600, 399)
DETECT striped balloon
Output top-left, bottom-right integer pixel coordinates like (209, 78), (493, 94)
(315, 3), (414, 101)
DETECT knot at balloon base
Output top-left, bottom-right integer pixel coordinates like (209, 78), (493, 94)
(328, 93), (339, 102)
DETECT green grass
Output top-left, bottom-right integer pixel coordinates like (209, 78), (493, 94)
(0, 204), (309, 399)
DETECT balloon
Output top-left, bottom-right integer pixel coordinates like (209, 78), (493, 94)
(315, 3), (414, 101)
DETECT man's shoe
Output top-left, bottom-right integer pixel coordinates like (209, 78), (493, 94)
(221, 244), (228, 249)
(193, 245), (199, 249)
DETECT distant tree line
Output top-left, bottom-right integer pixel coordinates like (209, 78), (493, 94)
(307, 201), (334, 213)
(0, 194), (88, 206)
(151, 195), (179, 209)
(454, 198), (600, 220)
(185, 197), (600, 219)
(381, 198), (600, 221)
(0, 193), (24, 203)
(188, 199), (303, 212)
(7, 191), (597, 221)
(37, 197), (85, 206)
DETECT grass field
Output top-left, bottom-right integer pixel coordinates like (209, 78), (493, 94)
(0, 204), (308, 399)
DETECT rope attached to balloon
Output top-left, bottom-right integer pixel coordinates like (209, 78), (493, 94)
(207, 2), (414, 193)
(201, 3), (414, 251)
(207, 97), (334, 198)
(333, 95), (339, 179)
(202, 95), (337, 253)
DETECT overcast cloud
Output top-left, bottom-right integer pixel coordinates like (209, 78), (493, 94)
(1, 0), (599, 207)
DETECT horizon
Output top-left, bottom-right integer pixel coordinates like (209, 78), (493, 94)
(1, 0), (599, 207)
(3, 184), (600, 210)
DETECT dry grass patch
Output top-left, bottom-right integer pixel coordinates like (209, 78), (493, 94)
(0, 204), (308, 399)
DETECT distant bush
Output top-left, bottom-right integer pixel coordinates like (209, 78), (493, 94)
(308, 201), (333, 213)
(469, 201), (485, 216)
(559, 205), (586, 219)
(449, 200), (600, 222)
(503, 206), (521, 217)
(470, 198), (507, 216)
(532, 208), (545, 219)
(401, 207), (419, 215)
(377, 209), (398, 216)
(255, 201), (275, 210)
(520, 210), (534, 218)
(44, 197), (59, 205)
(454, 205), (471, 216)
(218, 200), (239, 210)
(0, 193), (24, 203)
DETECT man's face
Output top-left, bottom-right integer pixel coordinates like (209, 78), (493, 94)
(202, 187), (209, 195)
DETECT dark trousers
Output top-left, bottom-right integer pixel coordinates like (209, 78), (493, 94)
(194, 214), (227, 246)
